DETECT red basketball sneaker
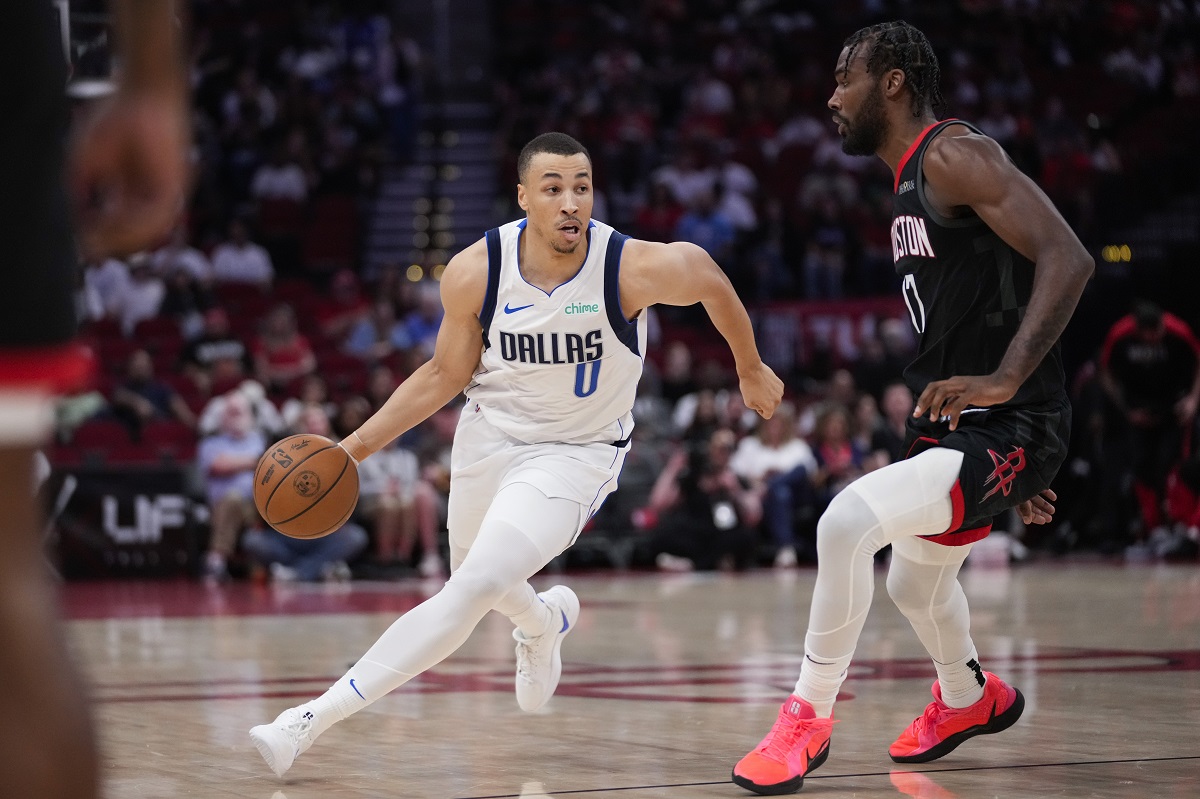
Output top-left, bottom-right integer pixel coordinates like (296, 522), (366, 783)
(732, 695), (835, 795)
(889, 672), (1024, 763)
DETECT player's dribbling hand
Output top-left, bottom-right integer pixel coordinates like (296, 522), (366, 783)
(69, 88), (190, 260)
(913, 373), (1017, 431)
(738, 362), (784, 419)
(1017, 488), (1056, 525)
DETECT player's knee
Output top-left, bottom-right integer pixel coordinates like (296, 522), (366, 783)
(815, 487), (880, 559)
(444, 563), (513, 605)
(885, 567), (926, 616)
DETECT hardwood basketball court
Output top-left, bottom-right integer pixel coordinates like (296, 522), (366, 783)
(65, 560), (1200, 798)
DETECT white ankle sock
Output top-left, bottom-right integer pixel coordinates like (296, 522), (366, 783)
(307, 661), (414, 737)
(793, 652), (852, 719)
(499, 584), (554, 639)
(934, 648), (986, 709)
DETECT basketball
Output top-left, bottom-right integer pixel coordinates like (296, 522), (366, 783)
(253, 434), (359, 539)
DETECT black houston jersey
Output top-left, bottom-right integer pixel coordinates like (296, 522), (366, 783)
(892, 119), (1066, 409)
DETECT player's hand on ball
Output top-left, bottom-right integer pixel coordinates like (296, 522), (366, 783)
(1017, 488), (1056, 525)
(738, 362), (784, 419)
(913, 373), (1017, 431)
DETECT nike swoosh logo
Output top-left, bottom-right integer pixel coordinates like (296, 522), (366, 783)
(349, 678), (365, 700)
(559, 611), (569, 633)
(504, 303), (534, 314)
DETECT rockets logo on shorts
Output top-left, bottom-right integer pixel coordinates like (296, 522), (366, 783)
(981, 446), (1026, 502)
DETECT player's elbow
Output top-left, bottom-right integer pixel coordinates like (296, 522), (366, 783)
(425, 358), (474, 399)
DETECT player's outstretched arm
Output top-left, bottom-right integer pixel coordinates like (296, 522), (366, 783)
(914, 132), (1095, 429)
(341, 243), (488, 461)
(619, 239), (783, 419)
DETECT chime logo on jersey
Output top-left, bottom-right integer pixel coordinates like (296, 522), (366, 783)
(497, 329), (603, 365)
(892, 215), (936, 262)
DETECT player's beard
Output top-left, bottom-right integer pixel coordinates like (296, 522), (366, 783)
(841, 82), (888, 156)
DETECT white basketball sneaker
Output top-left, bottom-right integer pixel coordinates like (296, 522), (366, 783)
(249, 704), (319, 777)
(514, 585), (580, 712)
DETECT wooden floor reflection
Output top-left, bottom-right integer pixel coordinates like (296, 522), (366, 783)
(66, 560), (1200, 798)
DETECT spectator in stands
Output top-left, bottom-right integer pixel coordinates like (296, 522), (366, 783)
(1099, 300), (1200, 546)
(730, 402), (819, 568)
(811, 403), (866, 504)
(659, 340), (697, 404)
(644, 428), (760, 572)
(402, 282), (443, 356)
(151, 224), (213, 286)
(197, 393), (267, 582)
(110, 349), (196, 438)
(222, 67), (277, 131)
(211, 218), (274, 288)
(869, 381), (915, 470)
(1105, 30), (1165, 94)
(332, 394), (372, 442)
(852, 393), (882, 467)
(280, 374), (336, 432)
(250, 144), (309, 203)
(241, 405), (369, 582)
(159, 259), (215, 341)
(356, 433), (445, 579)
(115, 255), (166, 336)
(675, 188), (735, 265)
(253, 303), (316, 392)
(198, 380), (285, 441)
(803, 200), (849, 299)
(345, 298), (412, 362)
(82, 257), (130, 322)
(180, 307), (252, 394)
(633, 181), (685, 244)
(364, 365), (400, 413)
(317, 270), (371, 344)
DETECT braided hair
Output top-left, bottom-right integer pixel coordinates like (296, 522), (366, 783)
(842, 21), (944, 118)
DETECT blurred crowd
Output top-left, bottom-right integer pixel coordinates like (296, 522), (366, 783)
(46, 1), (1200, 581)
(494, 0), (1200, 302)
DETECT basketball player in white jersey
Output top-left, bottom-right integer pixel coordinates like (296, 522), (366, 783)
(250, 132), (783, 777)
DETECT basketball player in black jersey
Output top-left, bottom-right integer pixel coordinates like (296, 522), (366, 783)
(733, 20), (1093, 795)
(1, 3), (188, 797)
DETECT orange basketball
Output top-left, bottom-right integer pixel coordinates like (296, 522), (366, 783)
(253, 434), (359, 539)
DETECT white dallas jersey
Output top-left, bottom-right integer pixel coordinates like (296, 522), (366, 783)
(465, 218), (647, 445)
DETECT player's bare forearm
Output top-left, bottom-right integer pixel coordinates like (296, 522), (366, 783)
(994, 247), (1093, 391)
(700, 277), (766, 374)
(347, 361), (470, 460)
(111, 0), (187, 97)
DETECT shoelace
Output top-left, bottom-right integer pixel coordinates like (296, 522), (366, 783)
(515, 638), (542, 681)
(282, 712), (314, 744)
(758, 715), (810, 761)
(909, 701), (954, 739)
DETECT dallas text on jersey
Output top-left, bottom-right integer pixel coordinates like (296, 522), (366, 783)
(497, 329), (603, 365)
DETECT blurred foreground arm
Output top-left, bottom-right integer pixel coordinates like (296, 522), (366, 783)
(70, 0), (190, 259)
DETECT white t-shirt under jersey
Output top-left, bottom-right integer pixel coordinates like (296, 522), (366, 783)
(465, 219), (647, 445)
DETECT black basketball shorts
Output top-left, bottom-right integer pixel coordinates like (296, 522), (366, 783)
(903, 395), (1072, 545)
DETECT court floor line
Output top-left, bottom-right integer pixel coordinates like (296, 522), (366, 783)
(454, 754), (1200, 798)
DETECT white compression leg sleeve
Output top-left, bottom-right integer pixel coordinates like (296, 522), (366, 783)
(307, 483), (581, 734)
(795, 447), (963, 717)
(888, 535), (981, 707)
